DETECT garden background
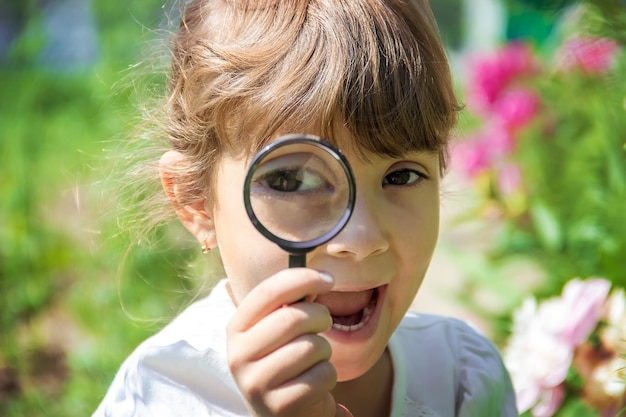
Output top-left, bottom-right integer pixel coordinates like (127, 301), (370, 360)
(1, 0), (624, 416)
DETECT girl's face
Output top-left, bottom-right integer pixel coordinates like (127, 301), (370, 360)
(209, 135), (440, 381)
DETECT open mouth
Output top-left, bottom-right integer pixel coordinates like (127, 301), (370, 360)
(329, 287), (379, 332)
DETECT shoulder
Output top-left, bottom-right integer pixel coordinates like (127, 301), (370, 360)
(397, 310), (483, 334)
(153, 279), (236, 350)
(395, 312), (502, 366)
(394, 312), (498, 364)
(392, 313), (519, 417)
(93, 280), (247, 417)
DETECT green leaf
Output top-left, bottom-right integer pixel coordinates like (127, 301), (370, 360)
(530, 201), (563, 252)
(554, 397), (596, 417)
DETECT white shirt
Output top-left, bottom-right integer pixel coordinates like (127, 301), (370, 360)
(94, 280), (518, 416)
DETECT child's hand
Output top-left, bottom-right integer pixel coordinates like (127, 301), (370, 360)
(226, 269), (353, 417)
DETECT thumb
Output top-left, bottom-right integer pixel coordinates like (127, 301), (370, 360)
(335, 404), (354, 417)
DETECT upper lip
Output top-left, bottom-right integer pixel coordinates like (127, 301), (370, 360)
(318, 271), (390, 292)
(312, 260), (393, 289)
(327, 284), (383, 293)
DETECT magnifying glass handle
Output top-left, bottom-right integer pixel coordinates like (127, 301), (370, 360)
(288, 254), (306, 268)
(285, 254), (307, 305)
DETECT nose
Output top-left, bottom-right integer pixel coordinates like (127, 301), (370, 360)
(325, 192), (389, 261)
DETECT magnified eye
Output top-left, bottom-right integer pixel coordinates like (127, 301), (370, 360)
(383, 169), (423, 186)
(258, 168), (326, 193)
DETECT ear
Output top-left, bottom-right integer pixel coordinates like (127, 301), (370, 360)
(159, 150), (217, 250)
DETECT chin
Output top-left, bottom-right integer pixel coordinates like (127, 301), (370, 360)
(334, 360), (374, 382)
(328, 339), (387, 382)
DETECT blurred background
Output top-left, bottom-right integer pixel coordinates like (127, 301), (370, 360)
(1, 0), (624, 415)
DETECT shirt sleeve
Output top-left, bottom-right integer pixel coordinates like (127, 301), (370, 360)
(452, 320), (519, 417)
(93, 281), (246, 417)
(92, 341), (248, 417)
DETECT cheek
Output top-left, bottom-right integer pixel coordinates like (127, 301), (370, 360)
(393, 199), (439, 286)
(216, 218), (289, 301)
(419, 202), (440, 251)
(396, 197), (439, 251)
(210, 155), (292, 302)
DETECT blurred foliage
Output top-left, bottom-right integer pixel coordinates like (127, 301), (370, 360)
(430, 0), (464, 50)
(0, 1), (203, 415)
(514, 66), (626, 291)
(452, 0), (626, 345)
(450, 6), (626, 414)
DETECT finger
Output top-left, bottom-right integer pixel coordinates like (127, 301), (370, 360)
(231, 302), (332, 362)
(231, 333), (332, 398)
(263, 360), (338, 415)
(258, 333), (333, 389)
(229, 269), (334, 332)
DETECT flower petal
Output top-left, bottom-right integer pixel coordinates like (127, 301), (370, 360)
(560, 278), (611, 347)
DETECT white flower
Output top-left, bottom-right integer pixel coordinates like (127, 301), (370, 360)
(593, 358), (626, 398)
(601, 288), (626, 350)
(503, 298), (572, 415)
(503, 278), (611, 416)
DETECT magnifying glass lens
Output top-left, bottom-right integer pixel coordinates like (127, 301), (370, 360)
(248, 142), (351, 243)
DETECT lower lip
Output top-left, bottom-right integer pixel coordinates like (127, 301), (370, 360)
(324, 285), (387, 342)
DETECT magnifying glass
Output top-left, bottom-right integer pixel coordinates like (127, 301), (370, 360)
(243, 134), (356, 268)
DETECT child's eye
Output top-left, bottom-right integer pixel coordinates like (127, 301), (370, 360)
(258, 168), (326, 193)
(383, 169), (424, 186)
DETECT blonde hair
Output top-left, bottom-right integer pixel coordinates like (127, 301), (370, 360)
(163, 0), (460, 205)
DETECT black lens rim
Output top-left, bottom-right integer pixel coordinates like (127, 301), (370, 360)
(243, 133), (356, 254)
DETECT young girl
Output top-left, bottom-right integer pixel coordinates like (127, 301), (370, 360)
(95, 0), (518, 416)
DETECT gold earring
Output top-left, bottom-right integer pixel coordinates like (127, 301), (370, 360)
(201, 239), (211, 254)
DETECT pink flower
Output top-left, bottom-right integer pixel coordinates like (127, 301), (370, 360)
(497, 162), (523, 196)
(533, 386), (565, 417)
(556, 36), (621, 74)
(466, 43), (537, 114)
(451, 138), (491, 177)
(452, 123), (517, 178)
(504, 298), (572, 415)
(503, 278), (612, 416)
(559, 278), (611, 348)
(483, 121), (517, 158)
(492, 88), (541, 131)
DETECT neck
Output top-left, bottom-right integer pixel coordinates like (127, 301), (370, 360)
(331, 348), (394, 417)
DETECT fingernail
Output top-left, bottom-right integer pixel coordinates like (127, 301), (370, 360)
(337, 404), (353, 417)
(319, 271), (334, 284)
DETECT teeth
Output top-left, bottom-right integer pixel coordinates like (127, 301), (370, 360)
(332, 301), (375, 332)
